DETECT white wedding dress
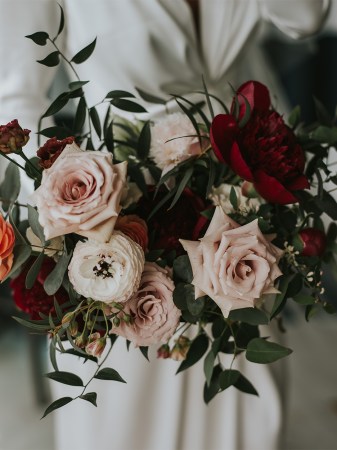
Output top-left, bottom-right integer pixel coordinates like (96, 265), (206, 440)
(0, 1), (330, 449)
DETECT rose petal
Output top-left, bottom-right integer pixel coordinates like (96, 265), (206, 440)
(235, 80), (271, 119)
(286, 174), (310, 191)
(253, 170), (298, 204)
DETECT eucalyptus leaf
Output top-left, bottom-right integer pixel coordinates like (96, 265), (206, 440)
(25, 252), (45, 289)
(41, 397), (73, 418)
(0, 162), (20, 211)
(287, 105), (301, 128)
(27, 204), (46, 245)
(234, 373), (258, 396)
(13, 315), (50, 331)
(203, 364), (222, 404)
(69, 80), (89, 91)
(187, 294), (205, 316)
(56, 3), (65, 38)
(44, 251), (72, 295)
(139, 346), (149, 361)
(228, 308), (269, 325)
(135, 87), (166, 104)
(219, 369), (241, 391)
(246, 338), (292, 364)
(110, 98), (147, 114)
(293, 294), (315, 305)
(204, 349), (216, 386)
(105, 90), (135, 99)
(229, 186), (238, 210)
(38, 126), (72, 139)
(169, 167), (194, 209)
(43, 93), (69, 118)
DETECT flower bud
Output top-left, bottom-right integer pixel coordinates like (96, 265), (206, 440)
(85, 333), (106, 357)
(157, 344), (171, 359)
(0, 119), (30, 154)
(75, 334), (87, 348)
(241, 181), (259, 198)
(61, 312), (74, 326)
(68, 320), (79, 337)
(170, 336), (191, 361)
(299, 228), (327, 257)
(36, 136), (74, 169)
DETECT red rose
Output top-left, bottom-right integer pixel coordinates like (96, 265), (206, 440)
(210, 81), (309, 204)
(136, 188), (207, 255)
(10, 257), (68, 320)
(37, 136), (74, 169)
(299, 228), (327, 257)
(0, 119), (30, 154)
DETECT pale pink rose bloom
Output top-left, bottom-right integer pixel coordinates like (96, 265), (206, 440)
(68, 232), (144, 304)
(150, 113), (208, 176)
(30, 143), (127, 242)
(111, 262), (180, 347)
(180, 207), (283, 318)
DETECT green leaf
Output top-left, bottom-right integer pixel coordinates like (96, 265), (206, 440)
(105, 90), (135, 99)
(270, 275), (292, 319)
(287, 105), (301, 128)
(110, 98), (147, 114)
(41, 397), (73, 418)
(69, 81), (89, 91)
(173, 255), (193, 284)
(43, 93), (69, 118)
(64, 348), (98, 364)
(310, 126), (337, 145)
(202, 75), (214, 120)
(316, 191), (337, 220)
(176, 334), (209, 374)
(89, 107), (101, 139)
(203, 364), (222, 404)
(137, 121), (151, 160)
(4, 212), (31, 281)
(44, 251), (72, 295)
(246, 338), (292, 364)
(49, 339), (59, 372)
(94, 368), (126, 383)
(27, 204), (46, 245)
(169, 167), (194, 209)
(139, 346), (149, 361)
(37, 126), (72, 139)
(74, 97), (87, 133)
(187, 294), (205, 316)
(313, 96), (333, 126)
(228, 308), (269, 325)
(219, 369), (240, 390)
(25, 252), (45, 289)
(293, 294), (315, 305)
(25, 31), (49, 46)
(71, 38), (97, 64)
(80, 392), (97, 407)
(135, 87), (166, 104)
(234, 373), (259, 396)
(204, 349), (216, 386)
(0, 162), (20, 211)
(37, 51), (60, 67)
(13, 315), (50, 331)
(56, 3), (65, 38)
(45, 371), (83, 386)
(229, 186), (238, 210)
(173, 283), (193, 310)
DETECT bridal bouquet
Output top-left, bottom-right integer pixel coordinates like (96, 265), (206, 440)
(1, 9), (336, 417)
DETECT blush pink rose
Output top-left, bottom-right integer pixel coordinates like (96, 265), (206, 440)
(30, 143), (127, 242)
(180, 207), (283, 318)
(111, 262), (180, 347)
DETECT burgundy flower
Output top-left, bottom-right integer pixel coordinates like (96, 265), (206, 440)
(136, 188), (207, 255)
(210, 81), (309, 204)
(10, 257), (68, 320)
(0, 119), (30, 154)
(37, 136), (74, 169)
(299, 228), (327, 257)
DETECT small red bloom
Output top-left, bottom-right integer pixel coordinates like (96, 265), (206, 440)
(210, 81), (309, 204)
(0, 119), (30, 154)
(10, 257), (68, 320)
(37, 136), (74, 169)
(299, 228), (327, 257)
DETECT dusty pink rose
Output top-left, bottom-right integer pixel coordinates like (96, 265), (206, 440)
(30, 143), (127, 242)
(180, 207), (283, 318)
(111, 262), (180, 347)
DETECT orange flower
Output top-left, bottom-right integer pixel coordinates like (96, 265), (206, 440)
(115, 214), (148, 251)
(0, 215), (15, 281)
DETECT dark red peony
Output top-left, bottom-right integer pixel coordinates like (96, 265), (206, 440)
(135, 188), (208, 255)
(10, 257), (68, 320)
(0, 119), (30, 154)
(299, 228), (327, 257)
(37, 136), (74, 169)
(210, 81), (309, 204)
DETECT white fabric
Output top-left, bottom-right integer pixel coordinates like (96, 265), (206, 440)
(0, 1), (329, 449)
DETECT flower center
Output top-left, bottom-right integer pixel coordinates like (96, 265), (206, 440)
(93, 254), (115, 279)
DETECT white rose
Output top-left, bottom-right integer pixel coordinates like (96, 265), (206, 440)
(68, 232), (144, 304)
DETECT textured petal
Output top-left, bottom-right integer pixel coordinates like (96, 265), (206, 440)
(253, 170), (298, 204)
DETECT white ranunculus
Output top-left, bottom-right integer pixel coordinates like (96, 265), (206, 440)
(68, 232), (144, 304)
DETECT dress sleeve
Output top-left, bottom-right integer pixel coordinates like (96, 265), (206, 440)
(0, 0), (64, 155)
(259, 0), (331, 38)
